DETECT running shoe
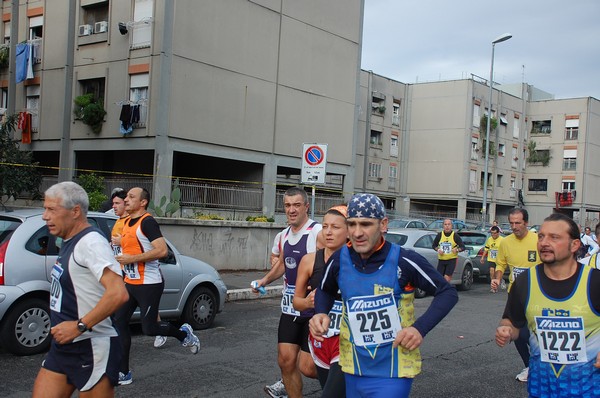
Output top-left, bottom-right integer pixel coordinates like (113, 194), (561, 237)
(154, 335), (167, 348)
(264, 379), (287, 398)
(118, 371), (133, 385)
(515, 367), (528, 382)
(180, 323), (200, 354)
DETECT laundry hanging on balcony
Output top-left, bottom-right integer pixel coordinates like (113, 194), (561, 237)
(119, 104), (140, 136)
(15, 43), (34, 83)
(555, 191), (575, 208)
(18, 111), (32, 144)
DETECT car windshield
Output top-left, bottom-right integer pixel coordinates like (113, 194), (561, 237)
(0, 217), (22, 245)
(384, 233), (408, 246)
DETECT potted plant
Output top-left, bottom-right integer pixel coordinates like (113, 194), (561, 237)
(73, 93), (107, 134)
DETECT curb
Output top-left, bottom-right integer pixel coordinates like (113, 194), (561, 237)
(226, 285), (283, 302)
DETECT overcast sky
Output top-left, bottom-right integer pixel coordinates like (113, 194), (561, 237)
(361, 0), (600, 100)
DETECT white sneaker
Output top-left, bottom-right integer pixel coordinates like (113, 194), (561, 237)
(264, 379), (287, 398)
(179, 323), (200, 354)
(515, 367), (528, 382)
(154, 335), (167, 348)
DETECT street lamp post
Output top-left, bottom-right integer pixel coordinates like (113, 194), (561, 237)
(482, 33), (512, 230)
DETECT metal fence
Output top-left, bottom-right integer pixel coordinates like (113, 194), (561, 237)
(178, 180), (263, 211)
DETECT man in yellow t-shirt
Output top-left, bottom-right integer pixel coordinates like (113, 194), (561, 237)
(492, 208), (539, 383)
(481, 226), (504, 291)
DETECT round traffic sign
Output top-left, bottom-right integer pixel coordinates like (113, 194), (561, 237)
(304, 145), (324, 166)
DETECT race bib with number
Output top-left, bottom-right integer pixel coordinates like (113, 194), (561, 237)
(123, 263), (140, 280)
(326, 300), (343, 338)
(440, 242), (452, 254)
(50, 263), (64, 312)
(535, 316), (587, 364)
(512, 266), (527, 281)
(489, 249), (498, 259)
(112, 244), (122, 256)
(281, 285), (300, 316)
(346, 292), (401, 346)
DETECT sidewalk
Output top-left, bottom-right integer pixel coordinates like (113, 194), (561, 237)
(220, 270), (284, 302)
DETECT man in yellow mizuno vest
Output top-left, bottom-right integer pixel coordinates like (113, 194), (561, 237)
(432, 219), (466, 282)
(496, 213), (600, 398)
(493, 207), (539, 383)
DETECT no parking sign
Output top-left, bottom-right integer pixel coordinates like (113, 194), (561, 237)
(301, 143), (327, 184)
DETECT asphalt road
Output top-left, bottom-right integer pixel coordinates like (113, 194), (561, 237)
(0, 280), (528, 397)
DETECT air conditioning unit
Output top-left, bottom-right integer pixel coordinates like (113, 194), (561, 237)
(79, 24), (93, 36)
(94, 21), (108, 34)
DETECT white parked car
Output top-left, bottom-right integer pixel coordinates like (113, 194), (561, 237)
(0, 209), (227, 356)
(384, 228), (474, 297)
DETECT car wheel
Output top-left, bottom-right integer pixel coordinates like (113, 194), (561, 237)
(457, 264), (474, 291)
(414, 288), (427, 298)
(183, 286), (217, 330)
(0, 298), (51, 356)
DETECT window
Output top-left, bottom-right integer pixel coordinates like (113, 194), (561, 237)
(528, 179), (548, 192)
(80, 1), (109, 27)
(370, 130), (382, 146)
(498, 143), (505, 157)
(130, 73), (149, 127)
(392, 102), (400, 126)
(510, 177), (516, 198)
(29, 16), (43, 40)
(26, 85), (40, 132)
(132, 0), (153, 49)
(4, 21), (10, 44)
(473, 103), (480, 127)
(497, 174), (503, 187)
(480, 171), (492, 190)
(470, 137), (478, 160)
(1, 88), (7, 109)
(368, 162), (381, 179)
(511, 146), (518, 168)
(565, 118), (579, 140)
(469, 170), (477, 193)
(513, 116), (520, 139)
(28, 16), (43, 64)
(500, 113), (508, 125)
(563, 149), (577, 171)
(80, 78), (105, 102)
(390, 135), (398, 157)
(531, 120), (551, 135)
(562, 180), (575, 191)
(388, 164), (398, 188)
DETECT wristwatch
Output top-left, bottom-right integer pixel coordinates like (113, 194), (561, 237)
(77, 319), (92, 333)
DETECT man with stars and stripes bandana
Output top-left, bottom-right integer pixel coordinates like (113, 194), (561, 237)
(310, 193), (458, 398)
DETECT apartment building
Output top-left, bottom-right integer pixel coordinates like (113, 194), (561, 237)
(359, 72), (600, 226)
(1, 0), (363, 216)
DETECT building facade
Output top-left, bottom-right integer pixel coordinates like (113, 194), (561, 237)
(2, 0), (363, 217)
(358, 72), (600, 226)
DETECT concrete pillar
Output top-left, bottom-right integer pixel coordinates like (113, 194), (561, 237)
(262, 158), (277, 216)
(457, 198), (467, 220)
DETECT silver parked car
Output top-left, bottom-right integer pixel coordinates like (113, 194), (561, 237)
(387, 218), (428, 229)
(384, 228), (474, 298)
(0, 209), (227, 356)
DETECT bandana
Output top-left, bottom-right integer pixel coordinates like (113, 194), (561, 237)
(347, 193), (386, 219)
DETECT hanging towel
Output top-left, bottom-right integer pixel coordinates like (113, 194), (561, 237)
(15, 43), (29, 83)
(119, 104), (132, 130)
(21, 113), (32, 144)
(26, 44), (34, 79)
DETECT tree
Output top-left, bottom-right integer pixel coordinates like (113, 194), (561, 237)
(77, 173), (107, 211)
(0, 115), (42, 208)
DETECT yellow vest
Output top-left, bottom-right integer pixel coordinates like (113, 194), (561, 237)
(438, 231), (458, 260)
